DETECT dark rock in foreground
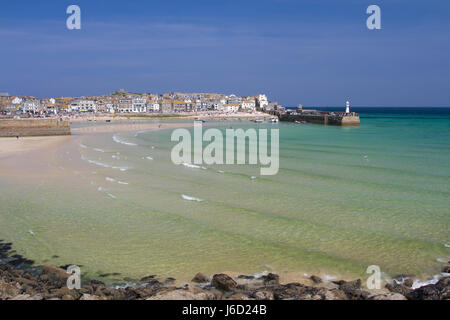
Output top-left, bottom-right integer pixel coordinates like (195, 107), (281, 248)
(191, 272), (209, 283)
(211, 273), (237, 291)
(0, 244), (449, 301)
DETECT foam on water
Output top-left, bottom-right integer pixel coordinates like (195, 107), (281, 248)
(181, 194), (204, 202)
(113, 134), (137, 146)
(411, 274), (442, 289)
(182, 163), (206, 170)
(106, 177), (129, 185)
(81, 155), (131, 172)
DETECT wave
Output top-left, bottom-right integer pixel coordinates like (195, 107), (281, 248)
(411, 274), (442, 289)
(81, 156), (131, 171)
(93, 148), (106, 153)
(79, 143), (87, 149)
(182, 163), (206, 170)
(106, 177), (129, 185)
(322, 275), (338, 282)
(113, 134), (137, 146)
(444, 244), (450, 248)
(181, 194), (204, 202)
(134, 130), (150, 137)
(145, 156), (153, 160)
(107, 193), (117, 199)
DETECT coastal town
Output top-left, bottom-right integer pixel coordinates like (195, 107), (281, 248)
(0, 90), (285, 118)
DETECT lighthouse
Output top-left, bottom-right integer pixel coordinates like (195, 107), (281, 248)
(345, 100), (350, 114)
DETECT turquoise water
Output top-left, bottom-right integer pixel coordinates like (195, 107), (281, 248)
(0, 108), (449, 284)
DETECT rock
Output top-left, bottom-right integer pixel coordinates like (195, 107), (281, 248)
(88, 279), (106, 287)
(226, 293), (253, 300)
(192, 272), (209, 283)
(385, 283), (413, 298)
(442, 266), (450, 273)
(408, 277), (449, 300)
(48, 287), (81, 300)
(110, 287), (138, 300)
(11, 294), (43, 300)
(252, 290), (274, 300)
(310, 275), (322, 284)
(147, 289), (216, 300)
(339, 279), (369, 300)
(323, 289), (348, 300)
(0, 279), (20, 299)
(80, 294), (101, 300)
(260, 273), (279, 286)
(40, 265), (70, 288)
(271, 283), (305, 300)
(140, 275), (156, 282)
(370, 293), (407, 300)
(236, 284), (249, 291)
(237, 275), (255, 280)
(211, 274), (237, 291)
(403, 278), (414, 288)
(10, 294), (31, 300)
(164, 277), (176, 285)
(134, 284), (161, 299)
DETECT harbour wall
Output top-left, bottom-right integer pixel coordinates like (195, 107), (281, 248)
(0, 119), (71, 137)
(279, 114), (360, 126)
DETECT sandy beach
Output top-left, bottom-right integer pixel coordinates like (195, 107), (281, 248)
(0, 136), (71, 159)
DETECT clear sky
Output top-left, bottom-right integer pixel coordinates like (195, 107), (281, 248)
(0, 0), (449, 106)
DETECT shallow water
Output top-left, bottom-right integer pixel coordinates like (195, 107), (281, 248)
(0, 108), (449, 284)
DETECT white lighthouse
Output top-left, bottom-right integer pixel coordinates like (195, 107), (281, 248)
(345, 100), (350, 114)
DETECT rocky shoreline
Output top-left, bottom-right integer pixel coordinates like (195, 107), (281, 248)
(1, 241), (449, 300)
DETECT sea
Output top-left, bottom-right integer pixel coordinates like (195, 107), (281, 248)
(0, 107), (449, 285)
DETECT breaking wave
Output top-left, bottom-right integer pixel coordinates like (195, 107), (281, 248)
(113, 134), (137, 146)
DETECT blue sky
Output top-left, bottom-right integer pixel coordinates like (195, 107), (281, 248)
(0, 0), (449, 106)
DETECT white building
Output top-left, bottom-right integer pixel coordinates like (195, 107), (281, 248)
(22, 100), (40, 113)
(241, 100), (256, 111)
(132, 98), (147, 113)
(148, 102), (160, 112)
(226, 104), (240, 112)
(12, 97), (22, 105)
(257, 94), (268, 110)
(78, 100), (97, 112)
